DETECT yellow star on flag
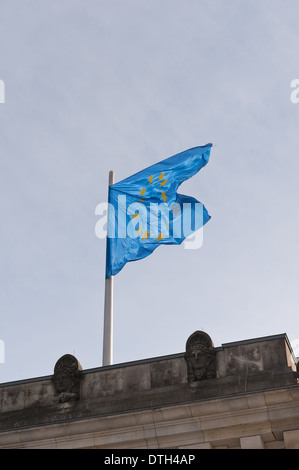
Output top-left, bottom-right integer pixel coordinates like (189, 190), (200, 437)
(141, 230), (150, 240)
(161, 191), (168, 203)
(148, 175), (153, 184)
(158, 172), (165, 181)
(135, 226), (142, 236)
(159, 179), (168, 187)
(156, 232), (164, 242)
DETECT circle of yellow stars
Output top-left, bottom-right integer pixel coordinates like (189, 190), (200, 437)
(131, 172), (169, 242)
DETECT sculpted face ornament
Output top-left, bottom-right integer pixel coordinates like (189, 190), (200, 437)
(52, 354), (82, 403)
(184, 331), (216, 382)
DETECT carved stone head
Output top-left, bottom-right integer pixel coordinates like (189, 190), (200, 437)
(184, 331), (216, 382)
(52, 354), (82, 403)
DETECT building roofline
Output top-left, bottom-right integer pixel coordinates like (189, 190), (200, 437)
(0, 332), (295, 388)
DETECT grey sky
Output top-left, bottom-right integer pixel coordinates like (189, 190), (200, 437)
(1, 0), (299, 382)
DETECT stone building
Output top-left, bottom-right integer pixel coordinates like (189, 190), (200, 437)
(0, 331), (299, 449)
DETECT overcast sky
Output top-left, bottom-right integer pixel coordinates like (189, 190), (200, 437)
(1, 0), (299, 383)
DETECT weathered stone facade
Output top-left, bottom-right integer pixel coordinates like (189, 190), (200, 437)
(0, 332), (298, 449)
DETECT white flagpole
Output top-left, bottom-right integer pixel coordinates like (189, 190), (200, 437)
(102, 170), (114, 366)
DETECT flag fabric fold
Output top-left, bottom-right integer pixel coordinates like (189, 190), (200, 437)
(106, 144), (212, 277)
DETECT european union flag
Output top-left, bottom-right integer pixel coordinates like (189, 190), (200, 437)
(106, 144), (212, 277)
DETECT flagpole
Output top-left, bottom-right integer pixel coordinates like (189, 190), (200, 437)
(102, 170), (114, 366)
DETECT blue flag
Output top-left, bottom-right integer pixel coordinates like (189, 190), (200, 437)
(106, 144), (212, 277)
